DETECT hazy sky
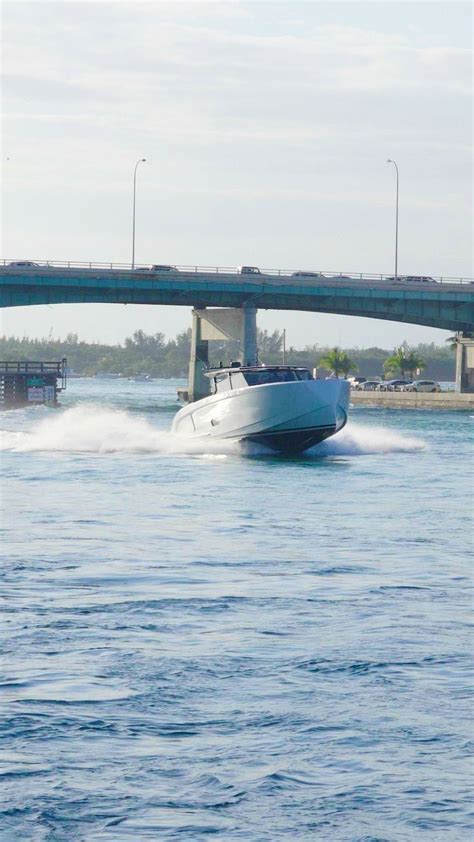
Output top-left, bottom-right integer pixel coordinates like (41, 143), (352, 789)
(1, 0), (472, 348)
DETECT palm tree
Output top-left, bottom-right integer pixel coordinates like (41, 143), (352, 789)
(384, 346), (408, 378)
(319, 347), (358, 378)
(405, 351), (426, 379)
(446, 333), (460, 351)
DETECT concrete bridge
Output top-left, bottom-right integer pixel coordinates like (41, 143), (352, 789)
(1, 260), (473, 332)
(1, 260), (473, 396)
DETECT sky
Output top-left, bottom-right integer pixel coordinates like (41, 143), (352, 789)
(1, 0), (472, 348)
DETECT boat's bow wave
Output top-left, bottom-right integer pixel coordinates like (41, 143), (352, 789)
(0, 405), (424, 456)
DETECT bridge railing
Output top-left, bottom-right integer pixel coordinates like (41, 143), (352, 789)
(1, 259), (472, 285)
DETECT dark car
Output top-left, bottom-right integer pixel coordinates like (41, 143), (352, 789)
(348, 376), (366, 389)
(238, 266), (261, 275)
(377, 379), (412, 391)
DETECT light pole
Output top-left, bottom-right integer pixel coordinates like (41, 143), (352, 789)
(387, 158), (399, 282)
(132, 157), (146, 269)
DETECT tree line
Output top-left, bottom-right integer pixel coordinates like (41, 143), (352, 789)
(0, 330), (456, 380)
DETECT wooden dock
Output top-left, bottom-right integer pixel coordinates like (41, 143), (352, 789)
(0, 359), (67, 409)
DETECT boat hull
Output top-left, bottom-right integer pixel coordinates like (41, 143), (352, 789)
(171, 378), (350, 454)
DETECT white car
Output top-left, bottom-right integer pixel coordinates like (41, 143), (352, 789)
(7, 260), (39, 268)
(402, 380), (441, 393)
(292, 271), (325, 278)
(356, 380), (382, 391)
(135, 264), (177, 272)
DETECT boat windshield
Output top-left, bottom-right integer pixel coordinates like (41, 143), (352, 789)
(243, 368), (312, 386)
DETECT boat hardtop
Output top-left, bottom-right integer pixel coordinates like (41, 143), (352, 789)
(204, 364), (314, 392)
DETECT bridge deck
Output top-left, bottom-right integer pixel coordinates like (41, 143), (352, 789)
(1, 262), (473, 332)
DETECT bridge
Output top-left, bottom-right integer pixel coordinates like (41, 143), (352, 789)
(1, 259), (473, 396)
(1, 260), (473, 332)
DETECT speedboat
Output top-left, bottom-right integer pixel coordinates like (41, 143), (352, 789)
(171, 364), (349, 454)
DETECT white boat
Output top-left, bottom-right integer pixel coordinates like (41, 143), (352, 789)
(171, 364), (349, 454)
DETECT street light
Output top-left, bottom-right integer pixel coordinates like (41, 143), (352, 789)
(387, 158), (399, 282)
(132, 157), (146, 269)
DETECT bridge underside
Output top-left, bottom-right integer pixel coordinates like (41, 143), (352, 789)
(1, 279), (473, 332)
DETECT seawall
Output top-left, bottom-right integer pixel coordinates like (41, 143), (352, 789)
(350, 391), (474, 410)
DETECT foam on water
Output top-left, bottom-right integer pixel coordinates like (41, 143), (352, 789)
(0, 403), (425, 456)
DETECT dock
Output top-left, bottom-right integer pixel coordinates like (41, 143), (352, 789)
(0, 359), (67, 409)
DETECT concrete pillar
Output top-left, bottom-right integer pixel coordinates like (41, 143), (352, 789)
(455, 334), (474, 393)
(188, 309), (210, 402)
(241, 307), (258, 365)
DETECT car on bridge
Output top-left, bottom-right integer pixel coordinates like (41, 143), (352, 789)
(402, 276), (437, 284)
(291, 271), (326, 279)
(135, 264), (178, 272)
(384, 275), (438, 284)
(238, 266), (261, 275)
(7, 261), (39, 268)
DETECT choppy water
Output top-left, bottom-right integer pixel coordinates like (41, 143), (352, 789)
(1, 379), (472, 841)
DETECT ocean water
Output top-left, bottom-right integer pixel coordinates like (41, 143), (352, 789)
(1, 379), (472, 841)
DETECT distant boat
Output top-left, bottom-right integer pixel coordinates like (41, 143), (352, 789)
(94, 372), (122, 379)
(128, 374), (153, 382)
(171, 364), (349, 454)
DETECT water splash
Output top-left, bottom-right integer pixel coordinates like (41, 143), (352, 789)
(312, 423), (425, 456)
(0, 404), (424, 456)
(0, 405), (238, 456)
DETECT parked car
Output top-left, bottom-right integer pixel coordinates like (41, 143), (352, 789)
(357, 380), (382, 391)
(401, 380), (441, 393)
(291, 271), (325, 278)
(348, 376), (367, 389)
(7, 260), (39, 267)
(377, 379), (412, 391)
(238, 266), (261, 275)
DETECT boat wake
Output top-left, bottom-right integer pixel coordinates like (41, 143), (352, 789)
(0, 404), (425, 457)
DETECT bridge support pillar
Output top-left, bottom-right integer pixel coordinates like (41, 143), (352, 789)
(187, 307), (259, 402)
(188, 309), (209, 402)
(241, 306), (258, 366)
(455, 334), (474, 393)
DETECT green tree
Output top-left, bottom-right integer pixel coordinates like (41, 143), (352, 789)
(257, 329), (283, 355)
(405, 351), (426, 379)
(318, 347), (358, 378)
(384, 346), (408, 378)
